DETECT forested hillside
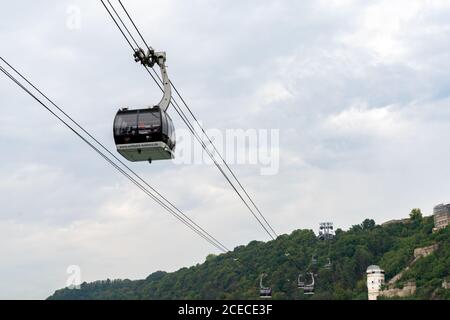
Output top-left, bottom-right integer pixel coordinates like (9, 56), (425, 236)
(48, 211), (449, 300)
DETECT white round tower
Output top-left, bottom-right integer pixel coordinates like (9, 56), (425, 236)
(366, 265), (385, 300)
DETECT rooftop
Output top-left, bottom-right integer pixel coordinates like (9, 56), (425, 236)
(367, 265), (384, 273)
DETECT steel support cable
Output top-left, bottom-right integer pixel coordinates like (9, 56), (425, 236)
(95, 4), (232, 250)
(0, 65), (226, 254)
(0, 61), (229, 253)
(137, 67), (274, 239)
(101, 0), (277, 239)
(0, 56), (229, 253)
(106, 0), (140, 49)
(154, 67), (279, 239)
(110, 0), (278, 238)
(100, 0), (134, 51)
(117, 0), (151, 52)
(171, 82), (279, 238)
(144, 66), (276, 241)
(100, 1), (276, 240)
(0, 64), (226, 253)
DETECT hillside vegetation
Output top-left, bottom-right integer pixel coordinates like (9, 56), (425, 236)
(48, 211), (449, 300)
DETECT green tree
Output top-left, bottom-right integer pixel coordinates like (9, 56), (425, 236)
(362, 219), (376, 230)
(410, 208), (423, 222)
(47, 216), (449, 301)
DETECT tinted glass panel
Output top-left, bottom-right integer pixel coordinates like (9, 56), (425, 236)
(167, 114), (176, 148)
(138, 111), (161, 134)
(167, 116), (172, 137)
(161, 111), (168, 136)
(115, 113), (137, 135)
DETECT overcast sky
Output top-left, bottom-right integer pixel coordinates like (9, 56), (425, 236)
(1, 0), (450, 299)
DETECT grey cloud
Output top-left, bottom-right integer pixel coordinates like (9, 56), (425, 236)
(1, 0), (450, 299)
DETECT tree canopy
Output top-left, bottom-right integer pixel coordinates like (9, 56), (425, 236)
(48, 213), (449, 300)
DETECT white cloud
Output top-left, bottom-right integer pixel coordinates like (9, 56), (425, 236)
(324, 103), (411, 138)
(338, 0), (450, 64)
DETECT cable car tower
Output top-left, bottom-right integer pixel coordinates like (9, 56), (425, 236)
(318, 222), (334, 240)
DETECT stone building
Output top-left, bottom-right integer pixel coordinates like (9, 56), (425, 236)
(433, 203), (450, 232)
(413, 244), (439, 259)
(367, 265), (385, 300)
(379, 281), (416, 299)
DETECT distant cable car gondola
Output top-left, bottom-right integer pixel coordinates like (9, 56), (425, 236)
(324, 258), (332, 269)
(303, 272), (315, 295)
(298, 274), (305, 289)
(113, 47), (175, 163)
(259, 273), (272, 299)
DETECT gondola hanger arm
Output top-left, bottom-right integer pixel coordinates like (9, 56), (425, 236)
(134, 47), (172, 112)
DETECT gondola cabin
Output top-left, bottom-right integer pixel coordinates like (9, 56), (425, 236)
(259, 273), (272, 299)
(303, 273), (315, 295)
(113, 107), (175, 163)
(259, 288), (272, 299)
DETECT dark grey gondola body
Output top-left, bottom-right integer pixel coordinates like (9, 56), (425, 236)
(113, 107), (175, 162)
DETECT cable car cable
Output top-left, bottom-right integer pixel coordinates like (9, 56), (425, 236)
(143, 63), (276, 240)
(100, 0), (276, 240)
(101, 0), (278, 240)
(0, 63), (226, 253)
(117, 0), (151, 52)
(0, 56), (229, 253)
(170, 82), (279, 238)
(0, 60), (229, 253)
(112, 0), (278, 238)
(106, 0), (140, 49)
(100, 0), (134, 51)
(118, 0), (279, 238)
(0, 64), (227, 253)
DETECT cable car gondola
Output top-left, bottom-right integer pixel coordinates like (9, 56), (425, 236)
(259, 273), (272, 299)
(324, 258), (332, 269)
(298, 274), (306, 289)
(114, 107), (175, 162)
(303, 272), (315, 295)
(113, 48), (175, 163)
